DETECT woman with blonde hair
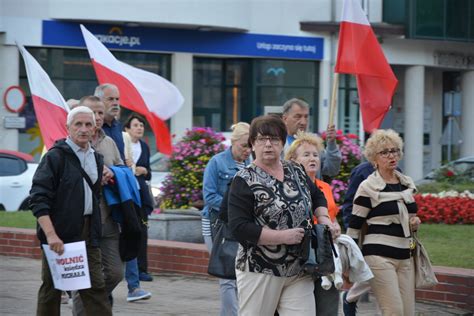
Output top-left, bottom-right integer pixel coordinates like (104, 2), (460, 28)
(347, 129), (421, 315)
(202, 122), (251, 316)
(285, 132), (341, 316)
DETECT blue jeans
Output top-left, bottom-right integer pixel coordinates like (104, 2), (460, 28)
(219, 278), (238, 316)
(125, 258), (140, 292)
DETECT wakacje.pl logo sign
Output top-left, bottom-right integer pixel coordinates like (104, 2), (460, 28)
(94, 26), (141, 47)
(42, 21), (324, 59)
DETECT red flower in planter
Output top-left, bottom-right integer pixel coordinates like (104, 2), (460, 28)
(415, 194), (474, 224)
(445, 170), (455, 177)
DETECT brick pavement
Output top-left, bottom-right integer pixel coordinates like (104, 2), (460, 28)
(0, 255), (471, 316)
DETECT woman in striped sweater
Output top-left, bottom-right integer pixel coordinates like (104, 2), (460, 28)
(347, 129), (421, 316)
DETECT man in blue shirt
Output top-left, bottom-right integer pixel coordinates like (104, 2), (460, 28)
(94, 84), (125, 161)
(93, 83), (151, 302)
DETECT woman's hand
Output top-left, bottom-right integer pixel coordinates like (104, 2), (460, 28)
(135, 166), (148, 176)
(282, 227), (305, 245)
(410, 216), (421, 232)
(125, 158), (134, 168)
(326, 124), (337, 142)
(330, 221), (341, 240)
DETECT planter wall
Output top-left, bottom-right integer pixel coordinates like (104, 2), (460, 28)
(148, 209), (203, 243)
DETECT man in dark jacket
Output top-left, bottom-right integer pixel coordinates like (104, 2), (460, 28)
(29, 106), (112, 316)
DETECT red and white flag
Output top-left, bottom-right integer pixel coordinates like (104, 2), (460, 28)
(80, 25), (184, 155)
(17, 44), (69, 149)
(335, 0), (398, 133)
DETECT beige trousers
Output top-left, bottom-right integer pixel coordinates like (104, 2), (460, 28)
(365, 255), (415, 316)
(236, 270), (315, 316)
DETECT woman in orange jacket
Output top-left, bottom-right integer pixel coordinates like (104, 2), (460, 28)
(285, 131), (341, 316)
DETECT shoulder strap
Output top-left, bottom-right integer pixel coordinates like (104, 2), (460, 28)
(288, 163), (312, 220)
(68, 154), (101, 194)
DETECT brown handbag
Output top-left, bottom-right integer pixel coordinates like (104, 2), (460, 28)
(412, 232), (438, 288)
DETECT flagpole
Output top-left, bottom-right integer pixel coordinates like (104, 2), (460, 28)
(328, 72), (339, 127)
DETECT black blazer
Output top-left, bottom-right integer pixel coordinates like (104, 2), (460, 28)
(135, 139), (154, 214)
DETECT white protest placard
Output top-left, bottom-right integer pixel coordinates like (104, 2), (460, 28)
(42, 241), (91, 291)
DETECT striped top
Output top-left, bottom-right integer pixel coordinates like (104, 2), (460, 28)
(347, 171), (418, 260)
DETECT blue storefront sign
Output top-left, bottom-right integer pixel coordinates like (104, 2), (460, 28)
(42, 20), (324, 60)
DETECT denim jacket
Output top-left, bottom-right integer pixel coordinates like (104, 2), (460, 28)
(202, 147), (249, 218)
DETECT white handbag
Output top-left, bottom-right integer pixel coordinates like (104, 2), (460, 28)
(412, 232), (438, 289)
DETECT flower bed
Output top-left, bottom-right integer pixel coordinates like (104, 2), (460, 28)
(321, 130), (362, 204)
(415, 191), (474, 224)
(159, 127), (226, 209)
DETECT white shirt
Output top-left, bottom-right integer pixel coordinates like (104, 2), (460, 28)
(65, 138), (98, 216)
(131, 141), (142, 164)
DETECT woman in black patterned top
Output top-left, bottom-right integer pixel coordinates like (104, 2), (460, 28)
(347, 129), (421, 316)
(228, 115), (334, 316)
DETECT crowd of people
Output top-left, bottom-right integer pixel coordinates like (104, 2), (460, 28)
(30, 90), (421, 315)
(202, 98), (421, 316)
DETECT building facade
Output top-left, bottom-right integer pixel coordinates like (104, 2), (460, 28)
(1, 0), (473, 180)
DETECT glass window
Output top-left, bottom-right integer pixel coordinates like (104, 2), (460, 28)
(409, 0), (474, 42)
(255, 59), (319, 131)
(193, 57), (319, 132)
(471, 3), (474, 40)
(0, 157), (26, 176)
(446, 0), (469, 39)
(338, 75), (360, 135)
(225, 61), (246, 85)
(224, 87), (243, 130)
(383, 0), (407, 24)
(193, 59), (223, 110)
(257, 87), (315, 109)
(256, 60), (315, 86)
(414, 0), (444, 37)
(193, 58), (249, 131)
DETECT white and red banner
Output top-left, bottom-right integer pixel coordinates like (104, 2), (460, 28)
(335, 0), (398, 133)
(80, 25), (184, 155)
(17, 44), (69, 149)
(42, 241), (91, 291)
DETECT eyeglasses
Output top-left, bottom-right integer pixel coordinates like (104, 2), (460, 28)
(255, 136), (281, 145)
(377, 148), (401, 158)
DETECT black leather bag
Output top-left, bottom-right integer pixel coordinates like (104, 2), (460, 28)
(304, 224), (336, 277)
(207, 220), (239, 279)
(289, 163), (336, 278)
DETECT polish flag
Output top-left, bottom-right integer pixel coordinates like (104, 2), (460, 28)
(80, 25), (184, 155)
(17, 44), (69, 150)
(335, 0), (398, 133)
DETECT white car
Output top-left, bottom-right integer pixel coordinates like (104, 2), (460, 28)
(149, 152), (170, 203)
(416, 156), (474, 185)
(0, 150), (38, 211)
